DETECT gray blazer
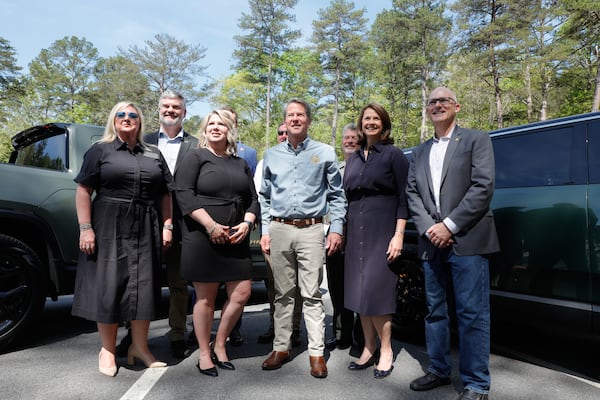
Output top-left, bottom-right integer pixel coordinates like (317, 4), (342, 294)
(406, 126), (500, 259)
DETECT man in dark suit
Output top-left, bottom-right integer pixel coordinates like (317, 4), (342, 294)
(406, 87), (499, 400)
(117, 90), (198, 359)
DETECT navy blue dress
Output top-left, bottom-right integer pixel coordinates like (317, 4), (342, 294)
(343, 142), (409, 315)
(72, 139), (172, 323)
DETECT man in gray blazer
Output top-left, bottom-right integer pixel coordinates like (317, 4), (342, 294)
(406, 87), (499, 400)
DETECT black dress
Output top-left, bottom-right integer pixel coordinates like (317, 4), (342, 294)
(71, 140), (172, 323)
(343, 142), (409, 315)
(176, 148), (259, 282)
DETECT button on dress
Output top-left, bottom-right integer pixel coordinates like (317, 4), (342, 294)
(343, 142), (409, 315)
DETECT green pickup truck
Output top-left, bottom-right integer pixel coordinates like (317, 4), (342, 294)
(0, 123), (267, 350)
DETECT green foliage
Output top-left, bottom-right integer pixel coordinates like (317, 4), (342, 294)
(0, 131), (12, 162)
(28, 36), (99, 121)
(119, 33), (209, 105)
(234, 0), (302, 148)
(1, 1), (598, 147)
(311, 0), (369, 147)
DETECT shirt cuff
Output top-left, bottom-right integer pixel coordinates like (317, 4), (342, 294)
(328, 222), (344, 236)
(443, 217), (458, 234)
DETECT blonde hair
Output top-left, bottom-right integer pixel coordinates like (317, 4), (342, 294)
(99, 101), (146, 147)
(198, 109), (238, 156)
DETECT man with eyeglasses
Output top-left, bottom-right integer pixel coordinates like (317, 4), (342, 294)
(406, 87), (499, 400)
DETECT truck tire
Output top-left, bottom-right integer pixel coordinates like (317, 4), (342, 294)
(0, 234), (46, 351)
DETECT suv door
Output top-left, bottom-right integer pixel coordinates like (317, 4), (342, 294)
(489, 120), (593, 336)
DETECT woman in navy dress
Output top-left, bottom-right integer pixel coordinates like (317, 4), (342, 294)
(343, 102), (409, 379)
(176, 110), (258, 377)
(73, 102), (173, 376)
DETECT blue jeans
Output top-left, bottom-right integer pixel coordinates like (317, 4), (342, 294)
(423, 249), (490, 394)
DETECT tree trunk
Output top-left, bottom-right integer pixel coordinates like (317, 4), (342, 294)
(331, 67), (341, 148)
(525, 63), (533, 122)
(420, 79), (428, 143)
(593, 45), (600, 112)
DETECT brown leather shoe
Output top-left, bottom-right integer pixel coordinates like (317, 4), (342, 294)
(261, 351), (290, 370)
(309, 356), (328, 378)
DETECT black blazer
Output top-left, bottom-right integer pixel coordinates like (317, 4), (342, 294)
(406, 126), (500, 259)
(144, 130), (199, 238)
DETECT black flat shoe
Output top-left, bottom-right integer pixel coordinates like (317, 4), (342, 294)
(196, 362), (218, 377)
(374, 365), (394, 379)
(348, 353), (377, 370)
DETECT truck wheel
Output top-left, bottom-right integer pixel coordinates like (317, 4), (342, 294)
(0, 234), (45, 351)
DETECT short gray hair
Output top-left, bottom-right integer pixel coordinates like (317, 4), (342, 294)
(159, 89), (186, 110)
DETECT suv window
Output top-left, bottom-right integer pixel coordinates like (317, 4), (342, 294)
(493, 125), (586, 188)
(587, 120), (600, 184)
(14, 132), (68, 171)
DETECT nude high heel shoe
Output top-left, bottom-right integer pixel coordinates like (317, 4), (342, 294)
(99, 349), (118, 377)
(127, 345), (167, 368)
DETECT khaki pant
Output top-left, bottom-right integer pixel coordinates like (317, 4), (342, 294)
(264, 252), (303, 332)
(269, 222), (325, 356)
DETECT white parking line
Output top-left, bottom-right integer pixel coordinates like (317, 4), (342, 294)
(119, 367), (169, 400)
(117, 279), (330, 399)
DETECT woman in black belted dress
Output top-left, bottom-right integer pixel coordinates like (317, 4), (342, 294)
(176, 109), (258, 377)
(72, 102), (173, 376)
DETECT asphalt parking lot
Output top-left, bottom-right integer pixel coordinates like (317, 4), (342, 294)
(1, 278), (599, 400)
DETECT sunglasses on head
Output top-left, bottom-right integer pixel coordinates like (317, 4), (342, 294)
(115, 111), (139, 119)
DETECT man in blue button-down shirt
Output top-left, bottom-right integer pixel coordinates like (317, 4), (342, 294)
(259, 98), (347, 378)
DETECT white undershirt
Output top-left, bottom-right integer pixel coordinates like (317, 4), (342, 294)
(157, 130), (184, 175)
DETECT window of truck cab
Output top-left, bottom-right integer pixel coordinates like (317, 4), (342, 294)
(14, 132), (68, 171)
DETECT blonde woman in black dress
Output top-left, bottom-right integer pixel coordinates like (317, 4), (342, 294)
(176, 110), (258, 377)
(73, 101), (172, 377)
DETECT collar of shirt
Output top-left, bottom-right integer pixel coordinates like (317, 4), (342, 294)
(159, 130), (184, 142)
(115, 138), (143, 153)
(432, 125), (456, 142)
(286, 136), (310, 153)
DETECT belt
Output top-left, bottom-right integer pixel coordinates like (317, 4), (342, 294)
(273, 217), (323, 228)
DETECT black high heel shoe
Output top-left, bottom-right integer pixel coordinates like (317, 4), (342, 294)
(348, 349), (380, 371)
(374, 365), (394, 379)
(196, 361), (218, 377)
(210, 342), (235, 370)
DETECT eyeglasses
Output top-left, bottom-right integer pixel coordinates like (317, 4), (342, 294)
(427, 97), (456, 107)
(115, 111), (139, 119)
(277, 131), (287, 136)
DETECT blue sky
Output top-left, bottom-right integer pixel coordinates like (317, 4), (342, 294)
(1, 0), (389, 116)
